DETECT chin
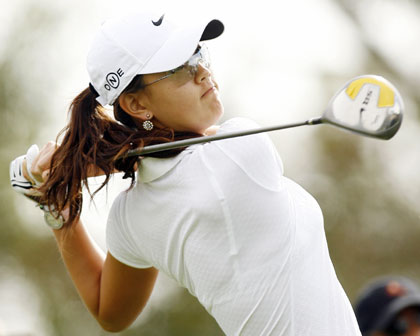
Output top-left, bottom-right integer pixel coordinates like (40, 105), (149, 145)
(213, 101), (224, 122)
(194, 103), (224, 134)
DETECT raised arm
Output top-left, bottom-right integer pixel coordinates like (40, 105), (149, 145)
(14, 143), (158, 332)
(53, 219), (158, 332)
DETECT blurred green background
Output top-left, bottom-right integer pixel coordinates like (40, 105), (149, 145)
(1, 0), (420, 335)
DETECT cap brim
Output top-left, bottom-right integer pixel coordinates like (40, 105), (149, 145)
(140, 18), (224, 74)
(373, 294), (420, 331)
(200, 19), (225, 41)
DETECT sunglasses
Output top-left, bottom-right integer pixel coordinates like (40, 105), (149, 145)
(383, 310), (420, 336)
(143, 43), (211, 87)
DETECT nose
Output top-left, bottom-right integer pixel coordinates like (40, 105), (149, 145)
(194, 63), (211, 83)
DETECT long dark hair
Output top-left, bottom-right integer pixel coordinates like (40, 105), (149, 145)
(39, 75), (201, 226)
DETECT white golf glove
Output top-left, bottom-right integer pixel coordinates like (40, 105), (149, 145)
(9, 144), (41, 196)
(10, 144), (64, 229)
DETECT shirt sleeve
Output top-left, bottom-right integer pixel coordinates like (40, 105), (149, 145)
(106, 192), (153, 269)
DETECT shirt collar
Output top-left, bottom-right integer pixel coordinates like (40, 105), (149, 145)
(137, 146), (196, 183)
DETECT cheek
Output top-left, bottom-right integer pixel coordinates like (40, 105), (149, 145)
(148, 81), (223, 132)
(151, 85), (185, 108)
(150, 88), (197, 123)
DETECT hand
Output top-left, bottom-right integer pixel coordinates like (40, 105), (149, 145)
(10, 144), (41, 196)
(10, 142), (59, 198)
(30, 141), (59, 184)
(10, 142), (66, 225)
(10, 154), (34, 195)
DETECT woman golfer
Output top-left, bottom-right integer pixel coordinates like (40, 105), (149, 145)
(10, 11), (362, 335)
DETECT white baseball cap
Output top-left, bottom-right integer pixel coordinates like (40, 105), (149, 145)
(87, 11), (224, 106)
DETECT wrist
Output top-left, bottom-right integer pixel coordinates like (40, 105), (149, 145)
(39, 204), (65, 230)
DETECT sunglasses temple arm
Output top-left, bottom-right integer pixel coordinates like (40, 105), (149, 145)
(143, 72), (175, 87)
(123, 117), (323, 158)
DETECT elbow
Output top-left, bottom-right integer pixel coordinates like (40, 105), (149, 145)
(95, 305), (140, 332)
(97, 316), (133, 333)
(101, 326), (127, 333)
(98, 321), (130, 333)
(95, 303), (145, 332)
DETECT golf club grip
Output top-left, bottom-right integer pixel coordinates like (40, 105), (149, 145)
(124, 117), (322, 158)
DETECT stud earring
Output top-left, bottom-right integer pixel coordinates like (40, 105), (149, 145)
(143, 115), (154, 131)
(143, 120), (153, 131)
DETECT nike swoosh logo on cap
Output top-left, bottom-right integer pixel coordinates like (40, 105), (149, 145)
(152, 14), (165, 26)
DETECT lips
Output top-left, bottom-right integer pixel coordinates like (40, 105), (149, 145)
(202, 86), (216, 98)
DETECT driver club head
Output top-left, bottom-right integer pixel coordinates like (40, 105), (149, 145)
(322, 75), (404, 140)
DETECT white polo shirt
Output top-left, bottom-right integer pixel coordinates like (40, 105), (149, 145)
(106, 118), (361, 336)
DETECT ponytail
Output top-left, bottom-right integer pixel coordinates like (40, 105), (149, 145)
(39, 78), (202, 227)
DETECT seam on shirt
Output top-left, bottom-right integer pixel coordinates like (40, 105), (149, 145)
(197, 147), (239, 263)
(166, 154), (204, 295)
(285, 179), (297, 336)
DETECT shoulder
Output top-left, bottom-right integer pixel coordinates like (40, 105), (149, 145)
(107, 190), (132, 241)
(213, 118), (283, 172)
(197, 118), (284, 189)
(215, 117), (272, 151)
(106, 191), (153, 269)
(108, 190), (127, 218)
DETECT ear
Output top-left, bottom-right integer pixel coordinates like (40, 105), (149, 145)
(118, 92), (153, 121)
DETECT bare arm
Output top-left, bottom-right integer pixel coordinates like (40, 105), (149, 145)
(24, 142), (157, 332)
(54, 221), (158, 332)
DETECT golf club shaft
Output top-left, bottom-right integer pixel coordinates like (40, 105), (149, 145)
(124, 117), (323, 157)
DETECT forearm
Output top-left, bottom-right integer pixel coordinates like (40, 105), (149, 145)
(20, 150), (105, 311)
(53, 220), (105, 319)
(16, 145), (155, 331)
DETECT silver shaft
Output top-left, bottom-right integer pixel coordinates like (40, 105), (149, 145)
(125, 117), (323, 157)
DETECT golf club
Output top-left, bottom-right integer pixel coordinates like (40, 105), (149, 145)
(124, 74), (404, 157)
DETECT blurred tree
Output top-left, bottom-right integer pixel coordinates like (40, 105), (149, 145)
(307, 128), (420, 300)
(300, 0), (420, 304)
(334, 0), (420, 113)
(0, 3), (100, 335)
(0, 2), (223, 335)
